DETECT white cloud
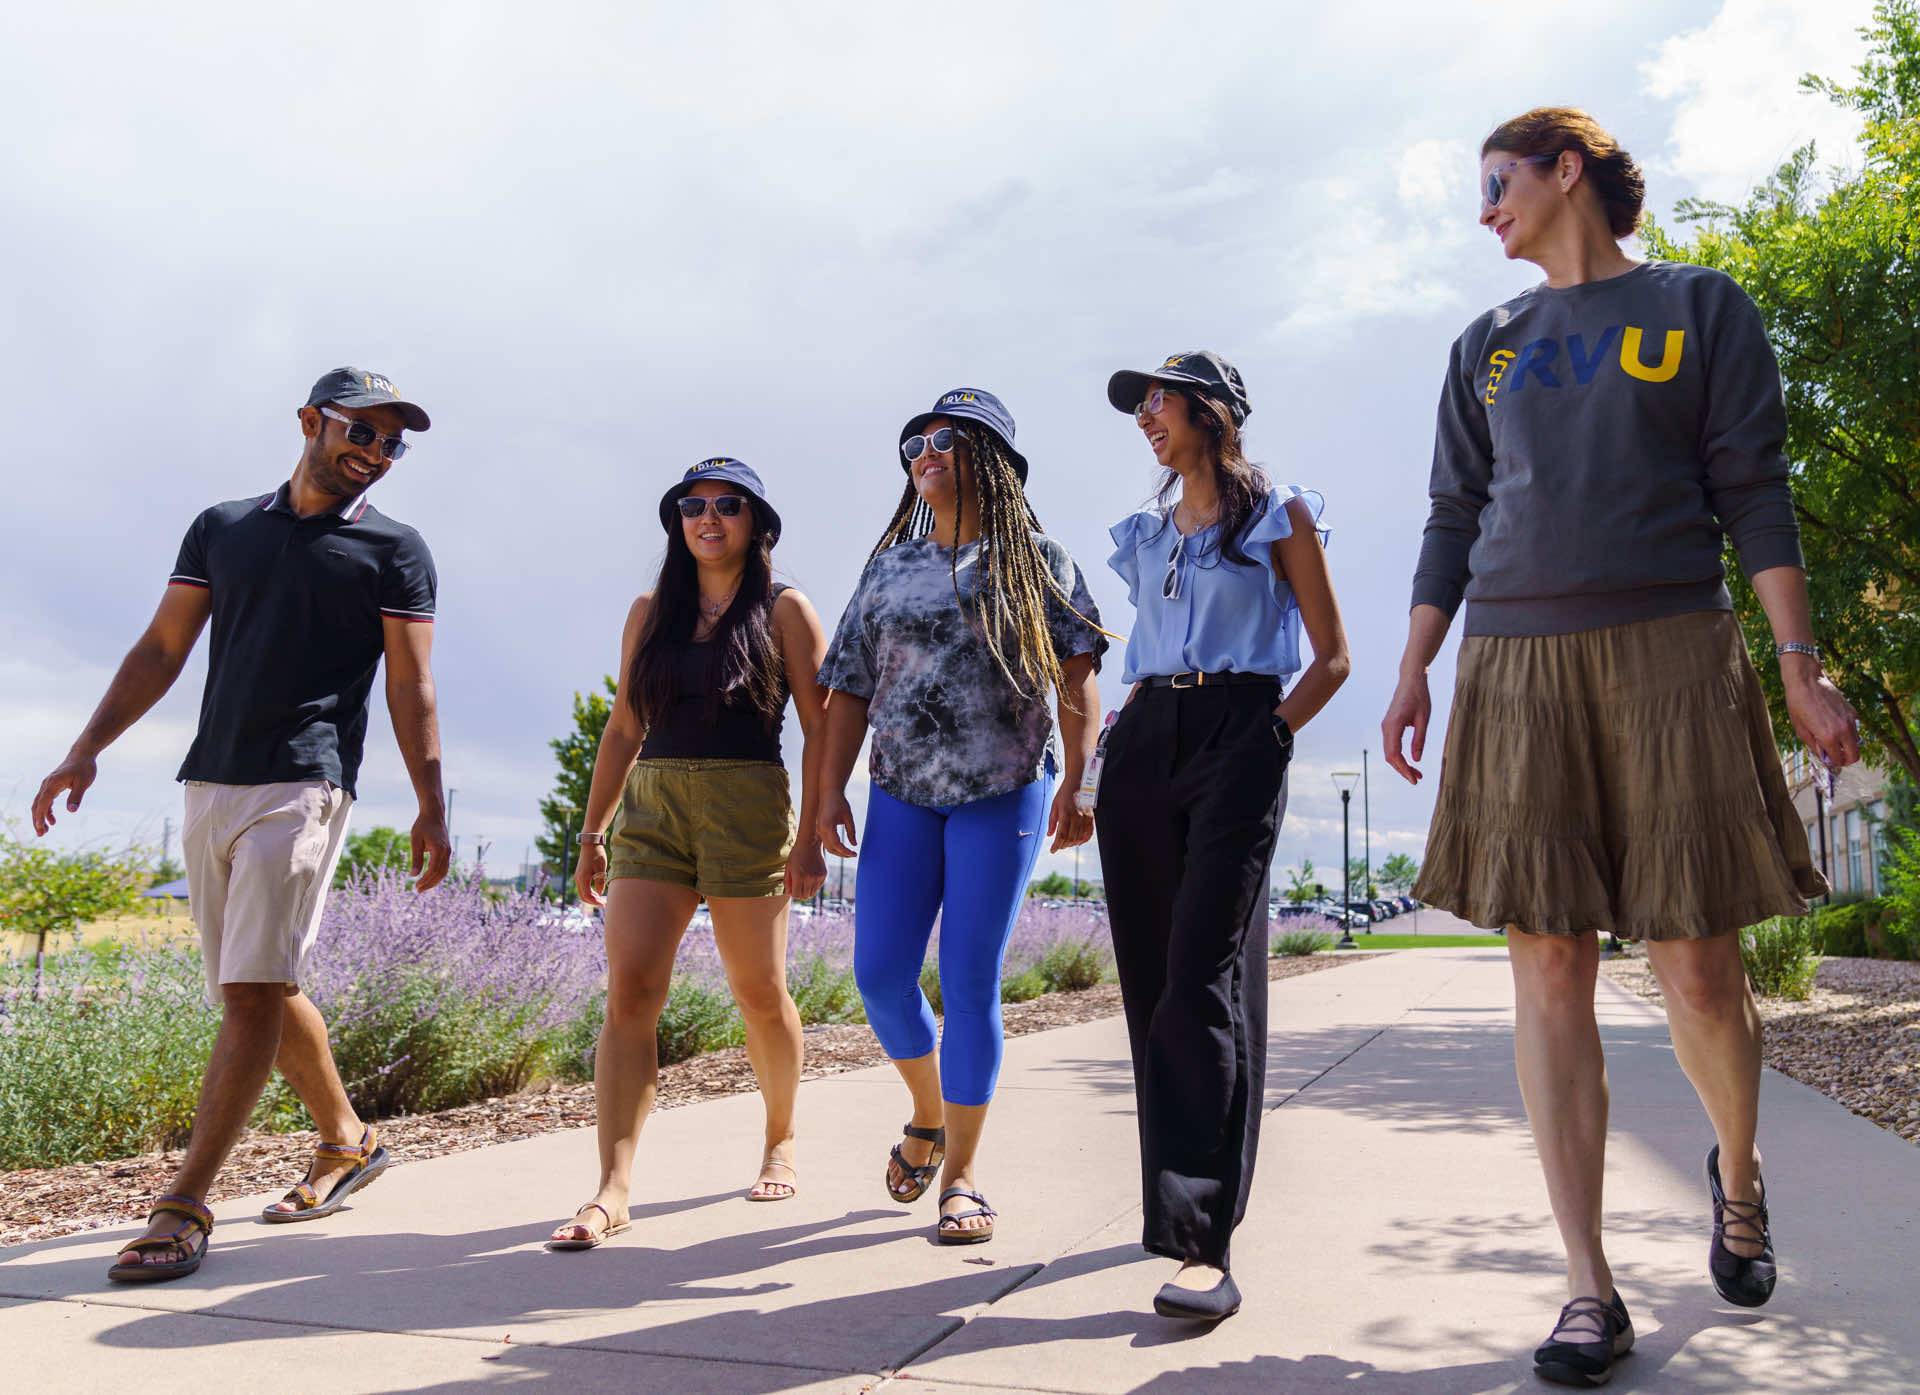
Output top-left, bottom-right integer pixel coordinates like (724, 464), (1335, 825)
(1397, 140), (1474, 208)
(1641, 0), (1875, 203)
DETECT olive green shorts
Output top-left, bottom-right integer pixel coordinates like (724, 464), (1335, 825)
(609, 759), (796, 898)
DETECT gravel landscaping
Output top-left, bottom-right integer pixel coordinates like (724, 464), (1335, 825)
(1600, 953), (1920, 1147)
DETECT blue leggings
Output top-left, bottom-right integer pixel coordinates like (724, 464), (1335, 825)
(854, 771), (1053, 1107)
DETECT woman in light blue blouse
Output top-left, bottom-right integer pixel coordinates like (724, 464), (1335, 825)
(1094, 351), (1350, 1322)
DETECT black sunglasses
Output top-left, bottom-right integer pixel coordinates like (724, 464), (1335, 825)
(319, 406), (408, 460)
(677, 494), (748, 520)
(901, 426), (957, 463)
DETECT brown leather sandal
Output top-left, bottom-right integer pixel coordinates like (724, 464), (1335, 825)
(108, 1195), (213, 1284)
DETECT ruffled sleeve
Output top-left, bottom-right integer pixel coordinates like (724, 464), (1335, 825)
(1106, 509), (1161, 606)
(1241, 486), (1330, 610)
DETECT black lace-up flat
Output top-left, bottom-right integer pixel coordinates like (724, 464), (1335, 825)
(1707, 1144), (1777, 1307)
(1533, 1290), (1633, 1387)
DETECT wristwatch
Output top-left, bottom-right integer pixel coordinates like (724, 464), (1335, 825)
(1272, 713), (1295, 764)
(576, 831), (607, 846)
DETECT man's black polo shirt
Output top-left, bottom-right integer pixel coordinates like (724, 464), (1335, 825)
(170, 483), (437, 798)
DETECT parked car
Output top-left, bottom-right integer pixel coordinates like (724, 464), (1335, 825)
(1370, 899), (1397, 921)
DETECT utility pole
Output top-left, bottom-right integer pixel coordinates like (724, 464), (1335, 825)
(1362, 749), (1371, 903)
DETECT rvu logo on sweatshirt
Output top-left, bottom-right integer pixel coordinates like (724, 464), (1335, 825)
(1484, 326), (1685, 405)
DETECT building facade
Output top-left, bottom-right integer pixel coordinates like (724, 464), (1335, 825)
(1783, 750), (1891, 899)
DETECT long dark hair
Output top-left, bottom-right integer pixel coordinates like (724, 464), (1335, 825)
(1148, 390), (1272, 565)
(867, 423), (1100, 703)
(626, 503), (784, 730)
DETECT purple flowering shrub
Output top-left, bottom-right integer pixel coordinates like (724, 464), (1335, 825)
(1271, 916), (1341, 955)
(281, 871), (608, 1117)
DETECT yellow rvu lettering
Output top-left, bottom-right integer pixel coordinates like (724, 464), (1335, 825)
(1619, 327), (1684, 382)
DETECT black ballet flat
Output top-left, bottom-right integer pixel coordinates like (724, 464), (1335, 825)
(1153, 1269), (1241, 1322)
(1534, 1290), (1633, 1387)
(1707, 1144), (1777, 1308)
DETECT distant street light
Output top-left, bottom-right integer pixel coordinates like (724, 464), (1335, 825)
(1332, 771), (1361, 949)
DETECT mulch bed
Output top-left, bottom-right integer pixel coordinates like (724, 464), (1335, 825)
(1, 954), (1368, 1249)
(1600, 954), (1920, 1147)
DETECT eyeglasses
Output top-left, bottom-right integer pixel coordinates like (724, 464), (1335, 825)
(1134, 386), (1175, 422)
(1483, 154), (1556, 208)
(901, 426), (956, 463)
(318, 406), (408, 460)
(676, 494), (748, 520)
(1162, 530), (1188, 601)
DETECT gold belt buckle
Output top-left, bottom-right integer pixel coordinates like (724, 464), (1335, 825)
(1171, 671), (1202, 689)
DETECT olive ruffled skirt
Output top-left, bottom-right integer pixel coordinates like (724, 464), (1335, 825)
(1414, 609), (1826, 941)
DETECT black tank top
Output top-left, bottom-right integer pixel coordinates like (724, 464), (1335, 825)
(637, 589), (788, 763)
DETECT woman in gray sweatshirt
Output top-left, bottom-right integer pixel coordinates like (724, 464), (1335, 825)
(1380, 107), (1860, 1388)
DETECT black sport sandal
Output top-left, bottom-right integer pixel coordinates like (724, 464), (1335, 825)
(1533, 1290), (1633, 1387)
(1706, 1144), (1777, 1307)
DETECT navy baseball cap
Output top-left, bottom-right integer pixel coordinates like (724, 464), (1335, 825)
(1107, 351), (1251, 427)
(899, 387), (1029, 483)
(658, 458), (782, 545)
(305, 367), (430, 432)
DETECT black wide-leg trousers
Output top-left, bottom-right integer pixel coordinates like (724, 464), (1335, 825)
(1093, 682), (1288, 1268)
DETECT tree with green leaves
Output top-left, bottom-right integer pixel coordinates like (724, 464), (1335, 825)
(1378, 853), (1421, 895)
(1281, 859), (1317, 903)
(1645, 0), (1920, 782)
(538, 677), (618, 892)
(1347, 857), (1378, 899)
(148, 854), (184, 888)
(0, 826), (149, 988)
(332, 825), (414, 888)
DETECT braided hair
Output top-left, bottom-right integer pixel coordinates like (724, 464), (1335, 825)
(867, 423), (1105, 705)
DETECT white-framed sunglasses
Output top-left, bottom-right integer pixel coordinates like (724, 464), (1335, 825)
(318, 406), (409, 460)
(901, 426), (957, 463)
(1483, 154), (1556, 208)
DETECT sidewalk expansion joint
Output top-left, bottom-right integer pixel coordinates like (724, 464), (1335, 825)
(1272, 959), (1466, 1112)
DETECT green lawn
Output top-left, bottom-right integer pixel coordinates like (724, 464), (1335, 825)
(1334, 933), (1507, 949)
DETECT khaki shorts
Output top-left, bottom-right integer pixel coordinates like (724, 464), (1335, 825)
(609, 759), (795, 898)
(1416, 610), (1826, 941)
(182, 779), (354, 1003)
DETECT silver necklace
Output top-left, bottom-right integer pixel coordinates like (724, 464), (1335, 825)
(701, 587), (738, 620)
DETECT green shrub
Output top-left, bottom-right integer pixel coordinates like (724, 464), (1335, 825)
(654, 978), (746, 1065)
(0, 936), (221, 1169)
(1882, 918), (1919, 962)
(919, 959), (943, 1016)
(787, 954), (866, 1024)
(1739, 917), (1821, 1000)
(1000, 967), (1047, 1003)
(1033, 936), (1112, 993)
(1814, 899), (1884, 957)
(1272, 929), (1334, 957)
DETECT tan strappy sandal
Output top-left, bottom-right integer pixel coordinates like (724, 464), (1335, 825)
(260, 1124), (390, 1222)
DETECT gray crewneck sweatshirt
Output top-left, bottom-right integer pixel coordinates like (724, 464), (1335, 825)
(1411, 260), (1804, 636)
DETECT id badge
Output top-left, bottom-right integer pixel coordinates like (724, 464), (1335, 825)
(1075, 712), (1118, 812)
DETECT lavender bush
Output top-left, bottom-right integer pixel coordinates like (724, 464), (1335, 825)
(2, 887), (1122, 1169)
(280, 872), (607, 1117)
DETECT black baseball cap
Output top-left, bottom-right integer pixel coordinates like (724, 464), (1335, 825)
(1107, 351), (1251, 427)
(899, 387), (1029, 483)
(305, 367), (431, 432)
(658, 458), (782, 545)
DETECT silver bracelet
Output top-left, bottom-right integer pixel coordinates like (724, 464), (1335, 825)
(1775, 641), (1822, 664)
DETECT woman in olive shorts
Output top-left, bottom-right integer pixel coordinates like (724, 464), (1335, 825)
(547, 458), (830, 1249)
(1381, 108), (1861, 1385)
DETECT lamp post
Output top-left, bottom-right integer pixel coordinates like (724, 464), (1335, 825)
(1332, 770), (1360, 948)
(556, 803), (577, 906)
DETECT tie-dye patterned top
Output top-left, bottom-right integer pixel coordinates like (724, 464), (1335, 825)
(819, 534), (1107, 808)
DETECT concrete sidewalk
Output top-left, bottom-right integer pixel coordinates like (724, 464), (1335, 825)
(3, 946), (1914, 1394)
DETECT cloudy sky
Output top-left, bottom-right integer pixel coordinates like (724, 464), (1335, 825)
(2, 0), (1876, 891)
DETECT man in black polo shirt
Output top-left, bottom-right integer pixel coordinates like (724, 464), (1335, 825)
(31, 367), (451, 1284)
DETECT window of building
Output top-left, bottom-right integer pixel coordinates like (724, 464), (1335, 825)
(1847, 807), (1864, 893)
(1870, 800), (1890, 889)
